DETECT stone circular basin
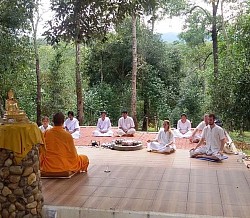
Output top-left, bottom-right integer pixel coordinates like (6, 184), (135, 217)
(113, 143), (143, 151)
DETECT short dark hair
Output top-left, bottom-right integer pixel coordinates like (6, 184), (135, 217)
(181, 113), (187, 117)
(121, 110), (128, 114)
(68, 111), (74, 116)
(208, 113), (216, 120)
(53, 112), (65, 126)
(100, 110), (107, 115)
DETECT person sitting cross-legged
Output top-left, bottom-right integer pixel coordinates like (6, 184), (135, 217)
(173, 113), (192, 138)
(93, 111), (113, 137)
(40, 112), (89, 173)
(147, 120), (176, 153)
(64, 111), (80, 139)
(116, 110), (136, 136)
(189, 114), (209, 143)
(190, 113), (225, 161)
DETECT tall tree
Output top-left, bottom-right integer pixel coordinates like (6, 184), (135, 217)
(186, 2), (219, 78)
(131, 13), (138, 129)
(44, 0), (128, 125)
(30, 0), (43, 125)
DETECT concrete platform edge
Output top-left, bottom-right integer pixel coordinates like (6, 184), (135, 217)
(43, 205), (230, 218)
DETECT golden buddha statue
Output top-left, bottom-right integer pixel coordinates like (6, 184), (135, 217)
(3, 90), (29, 123)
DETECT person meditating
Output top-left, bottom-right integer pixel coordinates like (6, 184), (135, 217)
(173, 113), (192, 138)
(93, 111), (113, 137)
(39, 116), (53, 133)
(190, 113), (225, 161)
(147, 120), (176, 153)
(189, 114), (209, 143)
(116, 110), (136, 136)
(64, 111), (80, 139)
(40, 112), (89, 173)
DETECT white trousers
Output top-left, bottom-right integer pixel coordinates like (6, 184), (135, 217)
(173, 129), (192, 138)
(116, 128), (136, 136)
(92, 129), (113, 137)
(71, 130), (80, 139)
(190, 146), (222, 159)
(147, 142), (176, 153)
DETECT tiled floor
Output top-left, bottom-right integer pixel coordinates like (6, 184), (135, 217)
(42, 143), (250, 217)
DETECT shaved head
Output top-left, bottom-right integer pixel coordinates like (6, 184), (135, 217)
(53, 112), (65, 126)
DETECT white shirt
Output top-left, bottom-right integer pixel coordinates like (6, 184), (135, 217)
(196, 121), (207, 131)
(97, 117), (111, 131)
(177, 119), (191, 133)
(118, 116), (135, 131)
(156, 129), (174, 145)
(39, 125), (53, 133)
(64, 117), (80, 131)
(201, 124), (225, 152)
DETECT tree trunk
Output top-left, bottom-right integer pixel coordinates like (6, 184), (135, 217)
(0, 93), (4, 117)
(75, 41), (84, 125)
(212, 0), (219, 79)
(131, 13), (138, 130)
(31, 3), (42, 126)
(142, 98), (149, 131)
(151, 9), (156, 33)
(100, 51), (103, 84)
(35, 48), (42, 126)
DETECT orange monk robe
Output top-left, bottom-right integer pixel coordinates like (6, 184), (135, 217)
(40, 126), (89, 173)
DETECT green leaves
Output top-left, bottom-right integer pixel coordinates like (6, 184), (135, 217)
(44, 0), (128, 44)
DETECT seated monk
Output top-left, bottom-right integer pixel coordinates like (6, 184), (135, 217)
(40, 112), (89, 173)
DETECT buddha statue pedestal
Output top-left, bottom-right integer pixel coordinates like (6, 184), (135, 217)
(0, 123), (44, 217)
(0, 90), (44, 216)
(3, 112), (29, 124)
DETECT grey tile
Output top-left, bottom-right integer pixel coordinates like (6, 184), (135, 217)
(129, 180), (160, 189)
(124, 188), (156, 200)
(221, 191), (250, 206)
(190, 168), (217, 176)
(223, 204), (250, 218)
(154, 190), (188, 202)
(100, 178), (132, 188)
(116, 198), (153, 211)
(161, 174), (189, 183)
(82, 196), (121, 210)
(188, 191), (221, 204)
(189, 183), (220, 193)
(158, 181), (189, 192)
(186, 202), (223, 216)
(52, 195), (89, 207)
(92, 186), (126, 198)
(152, 200), (186, 214)
(63, 185), (98, 196)
(189, 175), (218, 184)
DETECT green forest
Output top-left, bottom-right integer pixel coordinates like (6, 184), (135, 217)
(0, 0), (250, 132)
